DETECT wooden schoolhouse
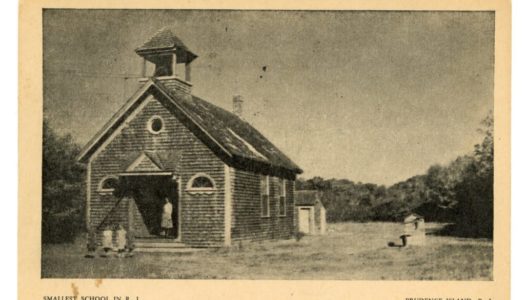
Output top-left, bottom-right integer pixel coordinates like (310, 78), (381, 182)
(77, 27), (303, 248)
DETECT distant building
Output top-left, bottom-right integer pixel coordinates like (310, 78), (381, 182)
(77, 27), (303, 249)
(403, 213), (426, 245)
(295, 190), (326, 235)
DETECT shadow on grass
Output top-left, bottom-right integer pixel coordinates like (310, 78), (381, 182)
(428, 223), (493, 240)
(387, 241), (404, 248)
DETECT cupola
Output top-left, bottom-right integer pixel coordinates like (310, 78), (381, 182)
(136, 27), (197, 97)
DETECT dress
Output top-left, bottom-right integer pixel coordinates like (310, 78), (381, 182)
(102, 229), (113, 249)
(161, 202), (173, 229)
(116, 228), (127, 250)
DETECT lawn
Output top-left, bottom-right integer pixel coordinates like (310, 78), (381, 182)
(41, 222), (492, 280)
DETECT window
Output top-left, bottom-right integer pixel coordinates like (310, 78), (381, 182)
(98, 176), (119, 193)
(260, 175), (270, 217)
(147, 116), (164, 134)
(192, 176), (214, 188)
(277, 178), (286, 216)
(186, 173), (216, 194)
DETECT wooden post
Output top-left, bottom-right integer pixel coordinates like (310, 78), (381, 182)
(177, 177), (182, 241)
(141, 58), (147, 77)
(185, 63), (191, 82)
(127, 197), (134, 233)
(172, 53), (177, 77)
(224, 165), (232, 246)
(86, 160), (91, 231)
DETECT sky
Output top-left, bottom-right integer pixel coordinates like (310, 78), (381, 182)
(43, 10), (494, 186)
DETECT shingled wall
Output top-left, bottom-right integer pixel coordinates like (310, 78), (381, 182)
(231, 169), (295, 242)
(89, 95), (225, 247)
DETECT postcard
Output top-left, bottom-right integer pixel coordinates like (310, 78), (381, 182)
(19, 1), (511, 299)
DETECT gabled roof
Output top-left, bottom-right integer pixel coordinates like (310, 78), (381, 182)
(404, 213), (424, 223)
(77, 79), (303, 175)
(295, 190), (321, 206)
(153, 80), (302, 173)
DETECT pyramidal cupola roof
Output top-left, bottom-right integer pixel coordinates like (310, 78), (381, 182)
(135, 27), (197, 63)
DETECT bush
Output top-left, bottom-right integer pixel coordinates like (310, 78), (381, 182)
(42, 209), (82, 243)
(371, 200), (411, 222)
(294, 231), (305, 242)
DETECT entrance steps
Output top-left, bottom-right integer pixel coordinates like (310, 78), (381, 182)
(134, 238), (204, 253)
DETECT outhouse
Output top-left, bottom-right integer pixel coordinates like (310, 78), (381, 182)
(402, 213), (426, 245)
(294, 190), (326, 235)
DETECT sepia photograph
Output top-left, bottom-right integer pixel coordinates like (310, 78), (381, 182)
(40, 9), (496, 281)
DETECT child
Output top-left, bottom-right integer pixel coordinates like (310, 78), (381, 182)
(101, 225), (114, 257)
(116, 224), (127, 257)
(126, 229), (135, 258)
(84, 229), (97, 258)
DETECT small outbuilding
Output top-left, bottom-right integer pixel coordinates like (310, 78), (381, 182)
(402, 213), (426, 245)
(294, 190), (326, 235)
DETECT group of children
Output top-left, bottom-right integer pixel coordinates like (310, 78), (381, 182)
(85, 224), (135, 258)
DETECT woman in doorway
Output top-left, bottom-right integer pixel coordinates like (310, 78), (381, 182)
(160, 198), (173, 238)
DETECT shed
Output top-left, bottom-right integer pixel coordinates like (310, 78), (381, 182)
(403, 213), (426, 245)
(294, 190), (326, 235)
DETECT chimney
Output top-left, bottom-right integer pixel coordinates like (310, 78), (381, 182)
(233, 95), (244, 117)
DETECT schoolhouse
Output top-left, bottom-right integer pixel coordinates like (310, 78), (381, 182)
(77, 27), (303, 248)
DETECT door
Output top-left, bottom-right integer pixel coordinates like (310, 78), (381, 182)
(122, 175), (178, 238)
(298, 208), (311, 234)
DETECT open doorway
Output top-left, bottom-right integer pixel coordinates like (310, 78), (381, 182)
(121, 175), (179, 239)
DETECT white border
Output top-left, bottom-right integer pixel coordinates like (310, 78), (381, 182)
(512, 1), (525, 298)
(2, 3), (17, 297)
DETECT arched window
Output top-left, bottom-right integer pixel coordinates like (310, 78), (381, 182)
(186, 173), (216, 194)
(147, 115), (164, 134)
(98, 176), (119, 193)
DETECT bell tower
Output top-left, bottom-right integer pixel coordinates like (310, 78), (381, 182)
(136, 27), (198, 97)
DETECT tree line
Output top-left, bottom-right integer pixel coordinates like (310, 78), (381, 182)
(296, 113), (493, 238)
(42, 113), (493, 243)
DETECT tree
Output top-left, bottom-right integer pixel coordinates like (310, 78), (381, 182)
(42, 120), (85, 243)
(453, 112), (494, 238)
(304, 176), (331, 190)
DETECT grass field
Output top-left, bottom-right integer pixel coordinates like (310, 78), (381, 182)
(41, 222), (492, 280)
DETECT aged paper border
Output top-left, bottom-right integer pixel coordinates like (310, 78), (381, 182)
(19, 1), (511, 299)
